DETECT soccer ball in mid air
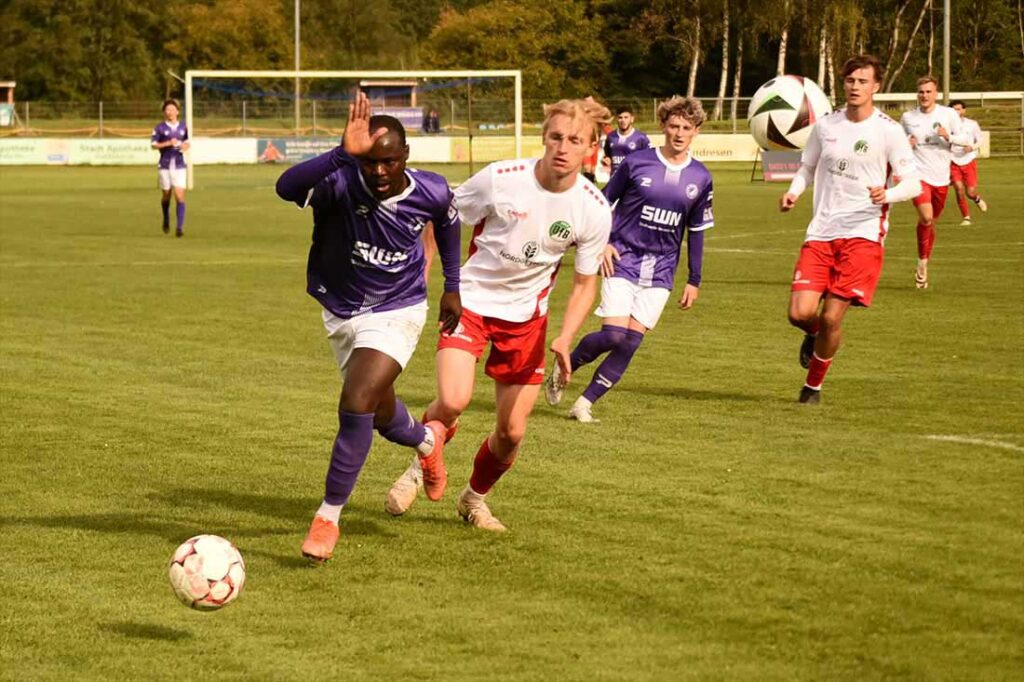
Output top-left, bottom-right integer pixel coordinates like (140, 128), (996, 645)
(748, 75), (832, 151)
(168, 535), (246, 610)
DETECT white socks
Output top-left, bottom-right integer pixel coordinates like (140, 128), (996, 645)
(416, 426), (436, 457)
(316, 501), (342, 524)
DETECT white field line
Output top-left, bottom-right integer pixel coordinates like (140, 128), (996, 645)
(924, 434), (1024, 452)
(2, 258), (304, 269)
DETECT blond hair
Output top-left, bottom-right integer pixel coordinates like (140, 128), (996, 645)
(916, 75), (939, 88)
(542, 98), (612, 145)
(656, 96), (706, 128)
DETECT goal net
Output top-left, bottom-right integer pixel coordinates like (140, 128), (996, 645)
(184, 70), (523, 188)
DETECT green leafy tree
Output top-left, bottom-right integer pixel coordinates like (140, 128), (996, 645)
(422, 0), (609, 101)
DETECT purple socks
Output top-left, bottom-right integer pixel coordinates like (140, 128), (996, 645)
(176, 202), (185, 230)
(161, 200), (170, 226)
(323, 411), (375, 505)
(570, 325), (629, 371)
(377, 398), (427, 448)
(580, 328), (644, 404)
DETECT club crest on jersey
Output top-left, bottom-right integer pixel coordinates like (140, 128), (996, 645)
(522, 241), (539, 259)
(408, 216), (426, 233)
(548, 220), (572, 241)
(685, 183), (699, 199)
(447, 200), (458, 221)
(854, 140), (869, 155)
(356, 204), (370, 216)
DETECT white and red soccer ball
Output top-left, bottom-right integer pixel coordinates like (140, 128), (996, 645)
(748, 75), (832, 151)
(168, 534), (246, 610)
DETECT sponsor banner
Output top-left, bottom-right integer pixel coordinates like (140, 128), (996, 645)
(190, 137), (256, 165)
(690, 134), (763, 162)
(0, 138), (152, 165)
(761, 151), (803, 181)
(257, 138), (335, 164)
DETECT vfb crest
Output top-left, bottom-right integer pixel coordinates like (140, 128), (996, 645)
(854, 139), (869, 155)
(548, 220), (572, 242)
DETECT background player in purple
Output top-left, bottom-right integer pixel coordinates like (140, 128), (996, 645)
(275, 92), (462, 563)
(548, 96), (713, 422)
(150, 99), (189, 237)
(602, 105), (651, 178)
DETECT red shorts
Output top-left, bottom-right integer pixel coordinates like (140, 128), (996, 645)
(950, 160), (978, 187)
(791, 238), (885, 307)
(913, 181), (949, 219)
(437, 308), (547, 385)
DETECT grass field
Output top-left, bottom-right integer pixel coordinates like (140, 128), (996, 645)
(1, 160), (1022, 680)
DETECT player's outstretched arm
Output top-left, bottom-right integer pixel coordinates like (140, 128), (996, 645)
(550, 272), (599, 384)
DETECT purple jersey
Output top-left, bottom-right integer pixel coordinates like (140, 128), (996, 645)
(302, 154), (459, 319)
(602, 148), (714, 289)
(603, 129), (651, 176)
(151, 121), (188, 170)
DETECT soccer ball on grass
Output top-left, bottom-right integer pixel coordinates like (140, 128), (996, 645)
(168, 534), (246, 610)
(748, 75), (832, 151)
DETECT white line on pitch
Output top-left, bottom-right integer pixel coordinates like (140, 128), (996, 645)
(2, 258), (304, 268)
(924, 435), (1024, 452)
(709, 229), (798, 241)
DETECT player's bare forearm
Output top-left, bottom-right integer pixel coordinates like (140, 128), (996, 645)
(555, 272), (598, 345)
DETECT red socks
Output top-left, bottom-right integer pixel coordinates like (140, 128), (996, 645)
(916, 222), (935, 260)
(958, 195), (970, 218)
(469, 438), (515, 494)
(805, 353), (834, 390)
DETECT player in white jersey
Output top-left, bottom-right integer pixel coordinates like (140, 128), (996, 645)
(385, 99), (613, 531)
(949, 100), (989, 226)
(900, 76), (969, 289)
(781, 54), (921, 404)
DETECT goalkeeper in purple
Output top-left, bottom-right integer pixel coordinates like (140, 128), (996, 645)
(547, 96), (713, 422)
(275, 92), (463, 563)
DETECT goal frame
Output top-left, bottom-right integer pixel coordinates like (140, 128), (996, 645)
(184, 69), (524, 188)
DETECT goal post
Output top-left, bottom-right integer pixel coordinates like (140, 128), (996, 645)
(183, 69), (524, 189)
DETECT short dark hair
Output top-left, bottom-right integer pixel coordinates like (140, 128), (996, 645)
(162, 98), (180, 111)
(841, 54), (883, 83)
(950, 99), (966, 108)
(615, 106), (633, 116)
(368, 114), (406, 145)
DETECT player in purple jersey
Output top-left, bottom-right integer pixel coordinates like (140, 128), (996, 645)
(547, 96), (713, 422)
(274, 92), (463, 563)
(150, 99), (190, 237)
(602, 106), (651, 178)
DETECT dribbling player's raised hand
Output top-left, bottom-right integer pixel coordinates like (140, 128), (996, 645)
(780, 193), (798, 212)
(343, 91), (388, 157)
(868, 186), (887, 205)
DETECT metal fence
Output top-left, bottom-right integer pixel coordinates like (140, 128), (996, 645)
(2, 96), (1022, 155)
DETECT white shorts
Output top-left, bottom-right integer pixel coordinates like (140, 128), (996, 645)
(595, 277), (671, 330)
(158, 168), (187, 190)
(322, 301), (427, 377)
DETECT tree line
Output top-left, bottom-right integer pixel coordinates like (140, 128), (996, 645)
(2, 0), (1021, 114)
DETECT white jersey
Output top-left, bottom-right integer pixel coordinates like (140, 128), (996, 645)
(952, 117), (983, 165)
(797, 109), (918, 244)
(454, 158), (612, 323)
(900, 105), (964, 186)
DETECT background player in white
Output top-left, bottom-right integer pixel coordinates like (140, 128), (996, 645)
(385, 98), (613, 531)
(900, 76), (968, 289)
(949, 100), (989, 226)
(781, 54), (921, 404)
(151, 99), (190, 237)
(547, 96), (714, 423)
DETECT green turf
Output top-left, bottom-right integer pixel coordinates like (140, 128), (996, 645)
(1, 160), (1022, 680)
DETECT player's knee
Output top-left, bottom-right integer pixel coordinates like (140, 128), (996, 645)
(788, 306), (815, 328)
(493, 421), (527, 450)
(819, 309), (844, 333)
(433, 395), (468, 424)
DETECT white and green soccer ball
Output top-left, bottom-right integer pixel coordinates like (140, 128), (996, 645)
(748, 75), (832, 151)
(168, 534), (246, 610)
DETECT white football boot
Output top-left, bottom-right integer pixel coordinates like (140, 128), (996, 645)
(568, 396), (599, 423)
(385, 458), (422, 516)
(544, 369), (566, 406)
(456, 486), (507, 532)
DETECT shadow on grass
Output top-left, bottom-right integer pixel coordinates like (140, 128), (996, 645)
(0, 511), (292, 543)
(148, 487), (311, 523)
(618, 385), (774, 403)
(100, 621), (191, 641)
